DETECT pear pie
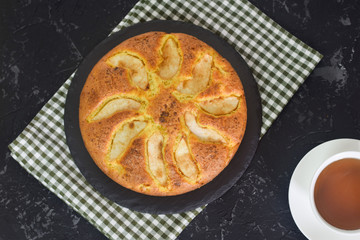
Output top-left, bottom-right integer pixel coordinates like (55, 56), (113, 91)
(79, 32), (247, 196)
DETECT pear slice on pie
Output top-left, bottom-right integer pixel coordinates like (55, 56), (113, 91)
(158, 37), (181, 79)
(184, 111), (225, 143)
(108, 120), (147, 161)
(177, 54), (212, 95)
(147, 131), (167, 185)
(174, 138), (199, 181)
(107, 53), (148, 90)
(199, 96), (239, 116)
(88, 98), (141, 122)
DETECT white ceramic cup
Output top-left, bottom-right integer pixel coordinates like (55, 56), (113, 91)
(309, 151), (360, 235)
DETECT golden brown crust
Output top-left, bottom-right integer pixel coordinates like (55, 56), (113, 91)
(79, 31), (247, 196)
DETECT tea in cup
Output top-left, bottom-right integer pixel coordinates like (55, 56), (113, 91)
(310, 151), (360, 233)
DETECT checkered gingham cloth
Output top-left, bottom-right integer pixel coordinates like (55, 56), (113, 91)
(9, 0), (322, 239)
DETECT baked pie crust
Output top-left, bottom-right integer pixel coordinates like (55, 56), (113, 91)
(79, 32), (247, 196)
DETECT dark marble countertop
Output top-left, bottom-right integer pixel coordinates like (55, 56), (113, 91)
(1, 0), (359, 239)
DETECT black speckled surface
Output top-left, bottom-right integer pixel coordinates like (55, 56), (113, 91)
(1, 0), (360, 239)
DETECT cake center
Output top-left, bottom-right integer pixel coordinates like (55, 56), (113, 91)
(147, 87), (185, 129)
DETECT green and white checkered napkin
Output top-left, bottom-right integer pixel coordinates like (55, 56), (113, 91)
(9, 0), (322, 239)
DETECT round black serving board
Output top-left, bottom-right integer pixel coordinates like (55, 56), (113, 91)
(64, 20), (262, 214)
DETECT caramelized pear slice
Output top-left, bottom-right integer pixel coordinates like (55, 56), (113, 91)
(108, 120), (147, 161)
(158, 38), (181, 79)
(175, 138), (198, 180)
(177, 54), (212, 95)
(147, 132), (167, 185)
(184, 112), (225, 143)
(199, 96), (239, 115)
(107, 53), (148, 90)
(89, 98), (141, 122)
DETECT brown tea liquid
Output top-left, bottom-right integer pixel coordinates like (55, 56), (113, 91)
(314, 158), (360, 230)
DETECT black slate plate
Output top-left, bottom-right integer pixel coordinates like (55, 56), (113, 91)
(64, 20), (262, 214)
